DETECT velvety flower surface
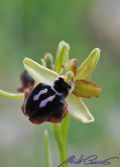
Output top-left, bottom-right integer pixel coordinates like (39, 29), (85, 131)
(0, 41), (101, 124)
(23, 78), (70, 124)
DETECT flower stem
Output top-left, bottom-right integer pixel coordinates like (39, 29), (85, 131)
(51, 116), (70, 167)
(58, 141), (68, 167)
(44, 130), (53, 167)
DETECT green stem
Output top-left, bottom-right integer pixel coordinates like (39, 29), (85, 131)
(51, 118), (70, 167)
(61, 114), (70, 144)
(44, 130), (53, 167)
(58, 141), (68, 167)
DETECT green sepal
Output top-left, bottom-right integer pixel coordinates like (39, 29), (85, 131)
(0, 90), (24, 100)
(75, 48), (100, 80)
(23, 58), (58, 85)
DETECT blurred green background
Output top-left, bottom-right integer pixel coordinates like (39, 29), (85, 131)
(0, 0), (120, 166)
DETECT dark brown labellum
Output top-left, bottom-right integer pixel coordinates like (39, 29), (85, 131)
(22, 77), (71, 124)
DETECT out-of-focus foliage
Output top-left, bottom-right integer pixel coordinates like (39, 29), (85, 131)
(0, 0), (120, 167)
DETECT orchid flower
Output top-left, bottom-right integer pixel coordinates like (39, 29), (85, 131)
(0, 41), (102, 167)
(0, 41), (101, 124)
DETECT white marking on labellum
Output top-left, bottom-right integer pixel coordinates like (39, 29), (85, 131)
(39, 94), (56, 108)
(33, 88), (48, 101)
(52, 87), (63, 96)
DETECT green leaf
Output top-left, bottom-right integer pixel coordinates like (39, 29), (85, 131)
(73, 80), (101, 98)
(0, 90), (24, 100)
(55, 41), (70, 74)
(75, 48), (100, 80)
(44, 130), (53, 167)
(23, 58), (58, 84)
(66, 94), (94, 123)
